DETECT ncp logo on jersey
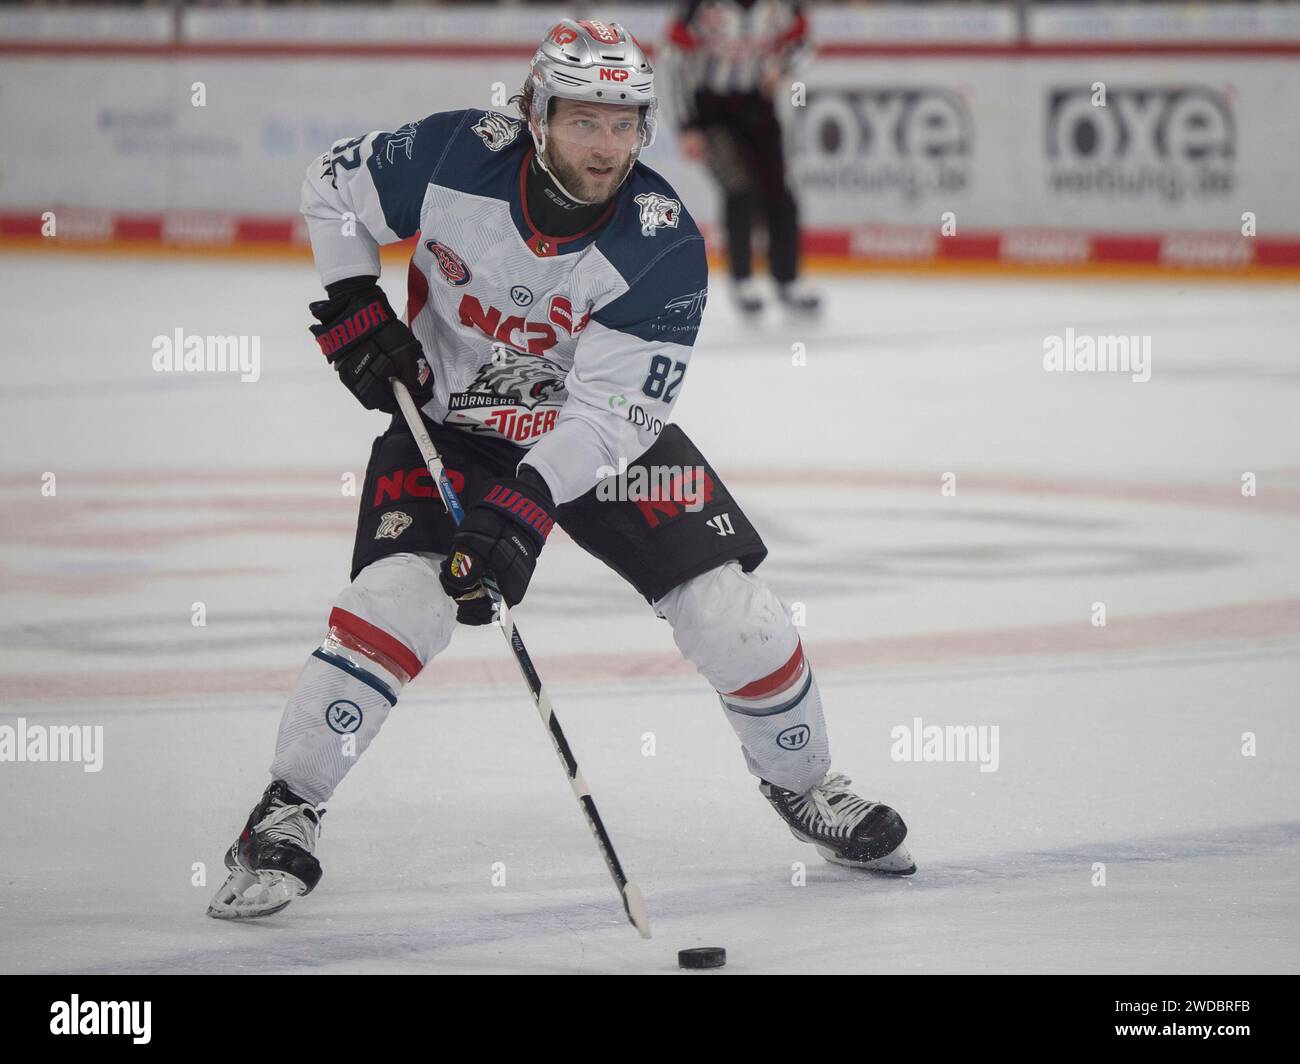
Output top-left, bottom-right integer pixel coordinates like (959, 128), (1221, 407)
(1045, 86), (1235, 202)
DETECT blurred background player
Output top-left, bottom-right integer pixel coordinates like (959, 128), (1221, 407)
(664, 0), (821, 320)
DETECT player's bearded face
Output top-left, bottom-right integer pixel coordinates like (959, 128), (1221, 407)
(543, 101), (641, 204)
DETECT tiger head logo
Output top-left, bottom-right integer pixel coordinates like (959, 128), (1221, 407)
(634, 192), (682, 237)
(464, 346), (568, 408)
(375, 511), (413, 541)
(473, 112), (522, 153)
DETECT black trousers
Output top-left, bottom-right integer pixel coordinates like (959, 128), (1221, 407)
(694, 91), (801, 284)
(351, 415), (768, 604)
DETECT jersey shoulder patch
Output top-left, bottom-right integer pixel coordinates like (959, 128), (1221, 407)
(364, 109), (472, 239)
(596, 163), (703, 286)
(470, 110), (525, 153)
(624, 163), (698, 240)
(429, 108), (529, 202)
(592, 167), (707, 344)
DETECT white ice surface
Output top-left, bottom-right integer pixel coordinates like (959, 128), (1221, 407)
(0, 256), (1297, 973)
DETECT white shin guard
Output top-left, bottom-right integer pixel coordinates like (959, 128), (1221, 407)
(655, 562), (831, 795)
(269, 552), (456, 804)
(269, 652), (398, 806)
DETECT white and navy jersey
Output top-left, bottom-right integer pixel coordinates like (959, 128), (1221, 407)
(664, 0), (810, 128)
(300, 109), (707, 505)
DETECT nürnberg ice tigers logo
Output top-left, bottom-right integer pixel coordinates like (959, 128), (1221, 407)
(446, 347), (570, 444)
(375, 511), (413, 540)
(473, 112), (521, 152)
(634, 192), (681, 237)
(463, 347), (568, 407)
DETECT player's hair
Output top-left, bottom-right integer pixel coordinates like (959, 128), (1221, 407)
(509, 80), (554, 125)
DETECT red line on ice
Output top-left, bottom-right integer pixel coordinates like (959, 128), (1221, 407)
(2, 468), (1298, 516)
(3, 597), (1297, 702)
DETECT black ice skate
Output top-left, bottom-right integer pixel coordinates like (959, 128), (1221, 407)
(760, 772), (915, 875)
(206, 779), (325, 919)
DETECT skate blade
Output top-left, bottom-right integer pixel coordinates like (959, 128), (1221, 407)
(816, 841), (916, 876)
(206, 868), (305, 919)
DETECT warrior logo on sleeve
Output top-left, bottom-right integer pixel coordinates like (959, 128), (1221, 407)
(446, 347), (569, 447)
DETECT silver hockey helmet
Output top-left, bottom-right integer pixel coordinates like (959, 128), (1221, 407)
(527, 19), (658, 201)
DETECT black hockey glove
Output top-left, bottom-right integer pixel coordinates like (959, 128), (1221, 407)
(309, 276), (432, 414)
(440, 468), (556, 625)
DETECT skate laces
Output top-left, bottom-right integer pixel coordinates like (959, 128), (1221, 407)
(258, 800), (322, 851)
(797, 773), (877, 838)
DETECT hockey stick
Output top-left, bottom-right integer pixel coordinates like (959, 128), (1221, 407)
(391, 379), (651, 939)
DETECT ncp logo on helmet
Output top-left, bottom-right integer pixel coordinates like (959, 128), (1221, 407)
(524, 18), (659, 205)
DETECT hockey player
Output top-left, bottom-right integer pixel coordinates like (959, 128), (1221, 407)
(208, 18), (913, 920)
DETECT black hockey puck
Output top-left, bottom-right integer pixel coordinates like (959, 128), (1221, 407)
(678, 947), (726, 970)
